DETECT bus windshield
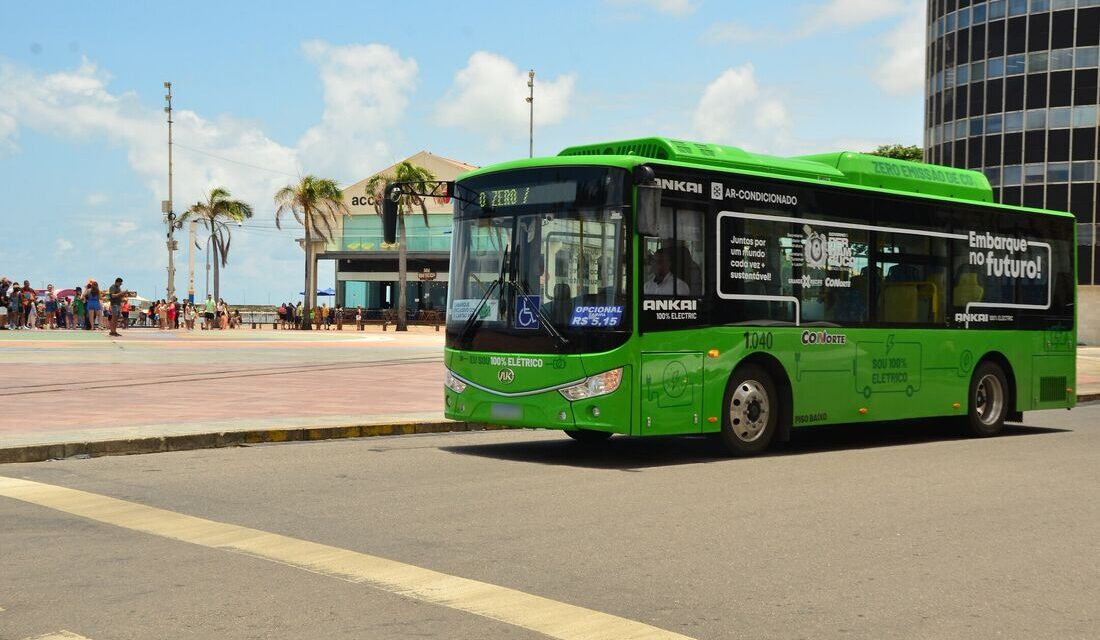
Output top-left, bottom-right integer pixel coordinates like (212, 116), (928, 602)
(446, 167), (631, 354)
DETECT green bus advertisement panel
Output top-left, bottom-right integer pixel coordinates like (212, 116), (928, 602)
(443, 138), (1076, 455)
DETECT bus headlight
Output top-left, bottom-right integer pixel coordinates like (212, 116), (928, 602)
(444, 370), (467, 394)
(559, 368), (623, 401)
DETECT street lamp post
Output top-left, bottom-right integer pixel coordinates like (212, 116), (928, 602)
(526, 69), (535, 158)
(164, 81), (177, 300)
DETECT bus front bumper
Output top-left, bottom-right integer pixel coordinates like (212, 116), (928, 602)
(443, 368), (632, 434)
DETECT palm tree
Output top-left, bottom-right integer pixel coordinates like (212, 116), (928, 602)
(274, 176), (349, 329)
(181, 187), (253, 303)
(365, 162), (437, 332)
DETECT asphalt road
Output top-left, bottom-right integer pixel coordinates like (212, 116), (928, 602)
(1, 405), (1098, 640)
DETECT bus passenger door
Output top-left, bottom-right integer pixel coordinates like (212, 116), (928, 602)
(640, 353), (704, 435)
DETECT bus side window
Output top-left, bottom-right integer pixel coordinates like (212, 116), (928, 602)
(642, 206), (704, 297)
(875, 234), (948, 324)
(675, 209), (704, 296)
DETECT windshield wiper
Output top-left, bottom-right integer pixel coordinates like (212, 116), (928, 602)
(510, 276), (569, 348)
(458, 245), (509, 345)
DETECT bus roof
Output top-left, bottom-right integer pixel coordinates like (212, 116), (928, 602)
(458, 137), (1073, 219)
(560, 137), (996, 203)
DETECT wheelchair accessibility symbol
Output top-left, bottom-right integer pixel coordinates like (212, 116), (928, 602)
(515, 294), (540, 330)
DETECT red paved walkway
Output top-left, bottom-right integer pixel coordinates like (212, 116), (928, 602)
(0, 329), (444, 441)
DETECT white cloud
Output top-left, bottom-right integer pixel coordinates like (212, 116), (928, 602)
(0, 57), (299, 213)
(607, 0), (697, 15)
(435, 52), (575, 141)
(85, 192), (107, 206)
(0, 54), (317, 300)
(297, 41), (419, 180)
(797, 0), (909, 37)
(704, 0), (910, 47)
(55, 238), (73, 255)
(692, 64), (793, 153)
(873, 1), (926, 96)
(0, 110), (16, 155)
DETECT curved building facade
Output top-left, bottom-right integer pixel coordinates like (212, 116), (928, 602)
(924, 0), (1100, 296)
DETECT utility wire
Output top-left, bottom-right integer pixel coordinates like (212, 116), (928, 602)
(173, 143), (300, 178)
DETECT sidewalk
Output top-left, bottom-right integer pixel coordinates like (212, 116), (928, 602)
(0, 328), (463, 462)
(1, 329), (1097, 463)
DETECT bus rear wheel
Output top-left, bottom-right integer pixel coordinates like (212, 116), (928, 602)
(966, 361), (1009, 437)
(565, 428), (613, 443)
(718, 364), (777, 456)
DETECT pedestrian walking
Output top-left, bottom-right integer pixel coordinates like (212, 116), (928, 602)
(44, 284), (58, 330)
(84, 280), (102, 330)
(107, 277), (124, 337)
(72, 286), (85, 329)
(167, 298), (178, 330)
(203, 295), (215, 330)
(20, 281), (36, 329)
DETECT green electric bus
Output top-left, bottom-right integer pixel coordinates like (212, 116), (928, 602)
(442, 137), (1076, 455)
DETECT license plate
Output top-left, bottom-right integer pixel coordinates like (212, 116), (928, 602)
(491, 403), (523, 419)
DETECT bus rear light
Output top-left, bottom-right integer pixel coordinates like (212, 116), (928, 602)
(444, 370), (467, 394)
(559, 368), (623, 401)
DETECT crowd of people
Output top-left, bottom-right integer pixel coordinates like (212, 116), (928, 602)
(276, 301), (353, 330)
(0, 277), (241, 333)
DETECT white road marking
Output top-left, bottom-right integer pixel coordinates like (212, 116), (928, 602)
(0, 476), (693, 640)
(23, 632), (92, 640)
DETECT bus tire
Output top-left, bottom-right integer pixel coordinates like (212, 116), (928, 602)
(718, 364), (778, 456)
(564, 428), (613, 443)
(966, 361), (1009, 437)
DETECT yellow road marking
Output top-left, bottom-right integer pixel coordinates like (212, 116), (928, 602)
(24, 632), (91, 640)
(0, 476), (693, 640)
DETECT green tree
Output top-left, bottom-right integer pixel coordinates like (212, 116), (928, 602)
(274, 176), (350, 329)
(365, 162), (438, 332)
(181, 187), (254, 304)
(868, 144), (924, 162)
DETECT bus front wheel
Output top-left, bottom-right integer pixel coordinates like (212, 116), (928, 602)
(718, 364), (778, 456)
(565, 428), (613, 443)
(966, 361), (1009, 437)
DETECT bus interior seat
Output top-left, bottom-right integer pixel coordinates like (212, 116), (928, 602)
(882, 284), (919, 323)
(830, 275), (867, 322)
(887, 264), (921, 282)
(953, 272), (984, 306)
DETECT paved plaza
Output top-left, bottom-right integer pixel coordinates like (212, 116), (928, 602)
(0, 327), (446, 450)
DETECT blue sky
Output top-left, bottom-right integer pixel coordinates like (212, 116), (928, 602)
(0, 0), (924, 303)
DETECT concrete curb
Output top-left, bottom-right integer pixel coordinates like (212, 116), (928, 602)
(0, 421), (508, 464)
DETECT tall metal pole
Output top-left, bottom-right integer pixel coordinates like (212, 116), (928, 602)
(187, 219), (198, 303)
(526, 70), (535, 158)
(164, 82), (177, 300)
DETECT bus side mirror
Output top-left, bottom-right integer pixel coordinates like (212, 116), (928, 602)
(382, 183), (400, 245)
(636, 184), (662, 237)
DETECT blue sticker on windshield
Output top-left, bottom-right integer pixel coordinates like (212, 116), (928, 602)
(570, 305), (623, 327)
(515, 294), (540, 330)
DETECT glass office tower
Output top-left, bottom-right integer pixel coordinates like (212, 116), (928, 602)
(925, 0), (1100, 285)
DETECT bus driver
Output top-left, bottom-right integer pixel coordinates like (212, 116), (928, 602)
(644, 247), (689, 296)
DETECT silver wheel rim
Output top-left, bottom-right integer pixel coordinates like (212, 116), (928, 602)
(729, 379), (770, 443)
(975, 374), (1004, 426)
